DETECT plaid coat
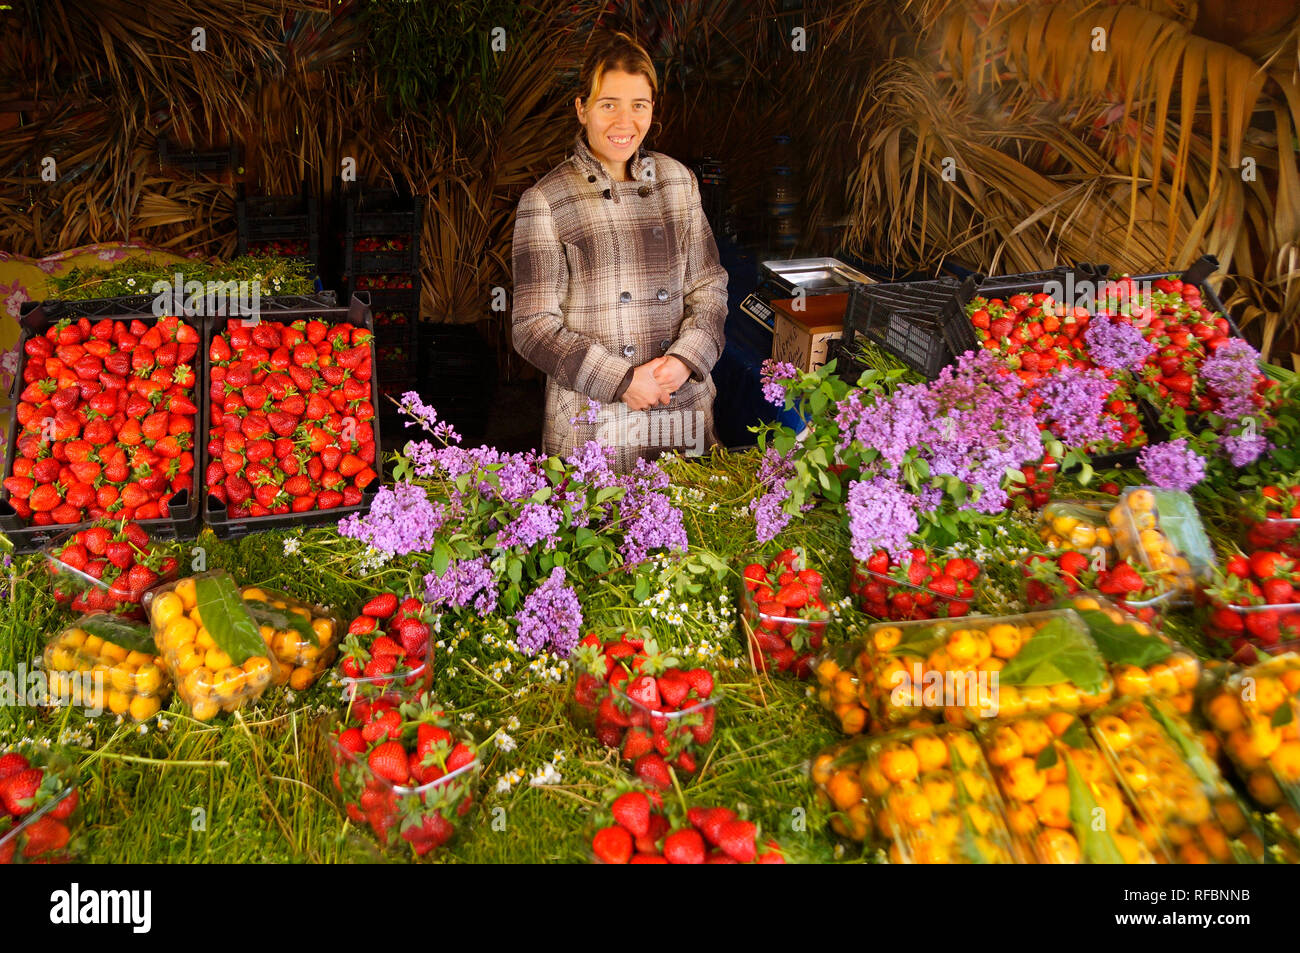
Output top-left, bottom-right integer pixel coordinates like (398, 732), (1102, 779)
(512, 133), (728, 472)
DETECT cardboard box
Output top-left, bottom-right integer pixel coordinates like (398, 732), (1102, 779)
(770, 293), (848, 373)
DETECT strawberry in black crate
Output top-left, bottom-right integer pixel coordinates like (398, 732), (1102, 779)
(206, 315), (380, 519)
(737, 547), (831, 678)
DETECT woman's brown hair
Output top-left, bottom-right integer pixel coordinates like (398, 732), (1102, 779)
(577, 30), (657, 105)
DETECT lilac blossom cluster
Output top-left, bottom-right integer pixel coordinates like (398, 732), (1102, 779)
(1201, 339), (1261, 422)
(496, 501), (562, 550)
(615, 459), (689, 564)
(760, 359), (799, 407)
(514, 566), (583, 657)
(1085, 318), (1155, 371)
(1032, 365), (1122, 448)
(423, 555), (499, 615)
(399, 391), (462, 443)
(750, 445), (797, 543)
(846, 476), (919, 561)
(1222, 431), (1272, 468)
(1137, 438), (1207, 491)
(570, 398), (602, 427)
(337, 481), (445, 555)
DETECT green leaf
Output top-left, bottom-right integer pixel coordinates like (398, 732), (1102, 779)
(633, 576), (651, 603)
(432, 541), (452, 577)
(1271, 702), (1294, 729)
(507, 556), (523, 585)
(244, 599), (319, 648)
(530, 486), (553, 504)
(594, 486), (622, 505)
(998, 617), (1106, 693)
(585, 549), (607, 573)
(1145, 699), (1221, 791)
(774, 431), (795, 456)
(1066, 754), (1126, 864)
(1076, 609), (1171, 667)
(1059, 717), (1090, 750)
(77, 615), (155, 654)
(1035, 743), (1059, 771)
(574, 527), (595, 548)
(195, 574), (266, 665)
(823, 469), (842, 502)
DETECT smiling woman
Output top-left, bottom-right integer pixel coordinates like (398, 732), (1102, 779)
(511, 31), (728, 473)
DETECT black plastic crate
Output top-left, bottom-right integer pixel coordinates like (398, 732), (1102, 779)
(844, 276), (970, 378)
(158, 136), (239, 173)
(200, 294), (384, 540)
(21, 292), (339, 327)
(352, 287), (419, 313)
(344, 187), (425, 236)
(0, 309), (205, 551)
(236, 185), (321, 264)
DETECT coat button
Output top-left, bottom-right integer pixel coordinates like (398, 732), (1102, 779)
(619, 291), (631, 303)
(660, 338), (671, 351)
(587, 174), (596, 183)
(622, 345), (635, 358)
(637, 186), (651, 198)
(602, 188), (611, 199)
(656, 288), (669, 302)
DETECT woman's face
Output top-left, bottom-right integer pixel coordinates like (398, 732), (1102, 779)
(575, 69), (653, 179)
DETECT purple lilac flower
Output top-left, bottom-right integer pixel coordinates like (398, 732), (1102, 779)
(1032, 365), (1122, 447)
(750, 445), (797, 543)
(423, 555), (499, 614)
(514, 566), (583, 657)
(614, 459), (688, 565)
(337, 481), (444, 555)
(919, 350), (1044, 514)
(1221, 431), (1271, 468)
(399, 391), (463, 443)
(834, 382), (930, 467)
(760, 359), (799, 407)
(1085, 318), (1155, 372)
(491, 452), (548, 502)
(1201, 338), (1261, 422)
(846, 476), (918, 561)
(497, 501), (562, 550)
(570, 398), (602, 427)
(565, 440), (620, 490)
(1137, 438), (1207, 491)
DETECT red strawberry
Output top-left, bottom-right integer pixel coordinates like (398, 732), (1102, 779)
(368, 740), (411, 784)
(0, 768), (44, 816)
(610, 791), (651, 837)
(716, 819), (758, 862)
(663, 827), (707, 864)
(394, 618), (429, 657)
(683, 668), (714, 698)
(362, 593), (399, 618)
(634, 752), (672, 790)
(592, 825), (633, 864)
(0, 752), (30, 779)
(336, 727), (366, 753)
(361, 709), (402, 743)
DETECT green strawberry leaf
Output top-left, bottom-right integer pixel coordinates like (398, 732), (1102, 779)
(244, 599), (319, 648)
(77, 614), (156, 654)
(1065, 753), (1126, 864)
(195, 573), (266, 665)
(1076, 609), (1171, 667)
(1271, 702), (1294, 729)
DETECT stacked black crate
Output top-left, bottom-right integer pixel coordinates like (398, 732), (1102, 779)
(342, 187), (424, 413)
(236, 183), (321, 278)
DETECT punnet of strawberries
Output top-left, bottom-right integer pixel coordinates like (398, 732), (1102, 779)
(1004, 452), (1058, 510)
(1023, 551), (1172, 624)
(590, 787), (785, 864)
(570, 631), (717, 789)
(849, 547), (981, 622)
(45, 519), (180, 617)
(338, 592), (435, 709)
(4, 315), (199, 525)
(0, 749), (81, 865)
(1242, 482), (1300, 559)
(206, 316), (379, 518)
(739, 548), (829, 679)
(1204, 551), (1300, 655)
(330, 693), (478, 856)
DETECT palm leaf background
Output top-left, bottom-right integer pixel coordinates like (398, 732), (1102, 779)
(1, 0), (1298, 366)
